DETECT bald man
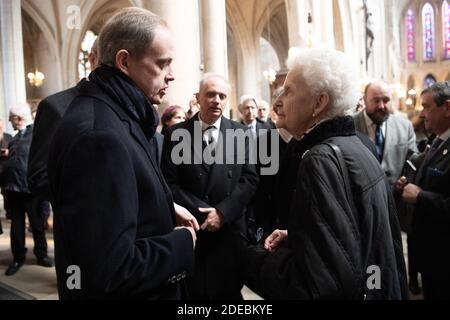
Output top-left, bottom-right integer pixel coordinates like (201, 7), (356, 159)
(354, 81), (418, 188)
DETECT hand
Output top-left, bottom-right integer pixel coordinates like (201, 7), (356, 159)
(402, 184), (422, 204)
(395, 176), (408, 194)
(264, 229), (288, 252)
(199, 207), (224, 232)
(174, 203), (200, 231)
(175, 226), (197, 249)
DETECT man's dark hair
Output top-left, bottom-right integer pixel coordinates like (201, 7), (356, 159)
(421, 80), (450, 107)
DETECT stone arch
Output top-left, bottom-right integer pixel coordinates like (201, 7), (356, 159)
(256, 1), (288, 69)
(226, 1), (259, 98)
(64, 0), (140, 87)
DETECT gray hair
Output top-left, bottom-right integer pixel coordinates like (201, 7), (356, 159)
(9, 103), (33, 125)
(198, 73), (231, 93)
(238, 94), (258, 113)
(287, 47), (359, 118)
(421, 80), (450, 106)
(98, 7), (166, 66)
(258, 100), (270, 110)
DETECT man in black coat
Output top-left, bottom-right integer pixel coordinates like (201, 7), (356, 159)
(48, 8), (197, 299)
(397, 81), (450, 299)
(1, 105), (53, 276)
(162, 74), (259, 299)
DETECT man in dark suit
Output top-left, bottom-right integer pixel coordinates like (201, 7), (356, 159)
(397, 81), (450, 299)
(1, 105), (53, 276)
(162, 74), (259, 299)
(257, 99), (276, 129)
(238, 95), (277, 240)
(48, 8), (197, 299)
(238, 95), (271, 137)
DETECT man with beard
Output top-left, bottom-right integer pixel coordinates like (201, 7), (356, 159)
(354, 81), (418, 188)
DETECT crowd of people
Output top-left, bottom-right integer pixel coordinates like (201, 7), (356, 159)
(0, 7), (449, 300)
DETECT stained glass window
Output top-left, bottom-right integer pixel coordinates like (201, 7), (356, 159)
(406, 9), (415, 62)
(443, 0), (450, 59)
(422, 3), (435, 61)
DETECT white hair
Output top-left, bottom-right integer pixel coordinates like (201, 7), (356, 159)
(258, 100), (270, 110)
(238, 94), (258, 113)
(287, 47), (360, 118)
(9, 103), (33, 125)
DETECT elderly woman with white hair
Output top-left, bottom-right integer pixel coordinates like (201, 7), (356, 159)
(237, 47), (407, 300)
(1, 103), (53, 276)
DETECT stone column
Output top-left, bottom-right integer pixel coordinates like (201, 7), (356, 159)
(0, 0), (27, 127)
(200, 0), (228, 76)
(285, 0), (312, 48)
(312, 0), (335, 48)
(148, 0), (202, 109)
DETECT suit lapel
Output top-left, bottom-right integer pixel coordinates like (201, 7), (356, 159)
(355, 112), (370, 136)
(186, 115), (211, 173)
(383, 117), (396, 161)
(416, 138), (450, 185)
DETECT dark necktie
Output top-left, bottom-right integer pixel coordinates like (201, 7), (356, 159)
(203, 126), (215, 145)
(203, 126), (217, 159)
(375, 125), (385, 159)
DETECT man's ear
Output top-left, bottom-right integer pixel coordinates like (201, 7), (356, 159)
(445, 100), (450, 117)
(115, 50), (130, 75)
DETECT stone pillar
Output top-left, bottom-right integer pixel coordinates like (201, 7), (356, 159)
(237, 46), (260, 99)
(200, 0), (228, 76)
(285, 0), (312, 48)
(148, 0), (202, 109)
(0, 0), (27, 127)
(312, 0), (335, 48)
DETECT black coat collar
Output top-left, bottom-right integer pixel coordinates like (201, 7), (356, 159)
(293, 116), (356, 156)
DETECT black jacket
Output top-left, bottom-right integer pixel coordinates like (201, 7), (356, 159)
(28, 80), (85, 200)
(412, 136), (450, 276)
(48, 67), (194, 299)
(240, 116), (407, 300)
(1, 125), (33, 193)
